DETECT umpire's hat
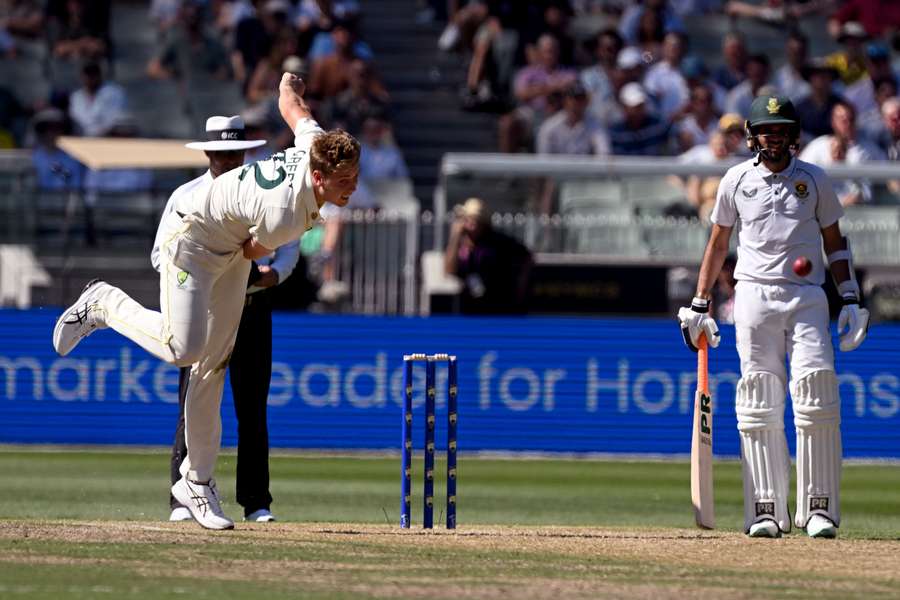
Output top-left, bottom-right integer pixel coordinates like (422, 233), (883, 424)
(185, 116), (267, 152)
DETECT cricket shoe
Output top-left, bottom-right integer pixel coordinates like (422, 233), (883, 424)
(806, 515), (837, 539)
(171, 477), (234, 530)
(748, 519), (782, 538)
(244, 509), (276, 522)
(169, 506), (193, 522)
(52, 279), (108, 356)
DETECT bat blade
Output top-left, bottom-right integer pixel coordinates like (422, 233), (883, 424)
(691, 334), (715, 529)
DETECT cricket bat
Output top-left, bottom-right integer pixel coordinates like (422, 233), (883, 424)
(691, 333), (715, 529)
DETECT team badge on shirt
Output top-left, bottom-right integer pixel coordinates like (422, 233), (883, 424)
(794, 182), (809, 199)
(177, 271), (189, 287)
(742, 187), (758, 198)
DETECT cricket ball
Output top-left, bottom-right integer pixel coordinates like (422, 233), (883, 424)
(792, 256), (812, 277)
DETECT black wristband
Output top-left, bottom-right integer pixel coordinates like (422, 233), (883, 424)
(691, 297), (709, 313)
(841, 295), (859, 306)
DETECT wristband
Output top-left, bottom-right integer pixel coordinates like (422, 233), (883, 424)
(691, 297), (709, 313)
(837, 279), (860, 301)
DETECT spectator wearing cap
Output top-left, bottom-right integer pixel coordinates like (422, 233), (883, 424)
(444, 197), (533, 315)
(153, 114), (297, 525)
(678, 112), (747, 163)
(580, 28), (624, 127)
(796, 58), (844, 140)
(844, 43), (897, 118)
(30, 108), (85, 191)
(642, 31), (689, 120)
(800, 100), (885, 205)
(711, 32), (747, 91)
(825, 21), (870, 86)
(725, 54), (772, 118)
(536, 81), (610, 156)
(69, 61), (128, 137)
(774, 30), (812, 104)
(672, 84), (718, 152)
(609, 82), (671, 155)
(497, 34), (577, 153)
(598, 46), (648, 127)
(828, 0), (900, 40)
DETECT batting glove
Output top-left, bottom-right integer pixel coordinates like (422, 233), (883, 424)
(678, 297), (720, 352)
(837, 296), (870, 352)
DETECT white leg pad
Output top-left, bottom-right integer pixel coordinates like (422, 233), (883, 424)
(791, 369), (841, 529)
(736, 372), (792, 533)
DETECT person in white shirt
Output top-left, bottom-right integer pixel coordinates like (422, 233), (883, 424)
(724, 54), (772, 118)
(773, 31), (811, 104)
(52, 72), (360, 530)
(642, 31), (689, 120)
(68, 62), (128, 137)
(799, 100), (886, 204)
(678, 95), (869, 540)
(152, 114), (300, 525)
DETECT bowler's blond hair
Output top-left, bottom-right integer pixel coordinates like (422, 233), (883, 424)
(310, 129), (360, 175)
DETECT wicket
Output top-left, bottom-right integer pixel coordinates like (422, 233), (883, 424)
(401, 353), (458, 529)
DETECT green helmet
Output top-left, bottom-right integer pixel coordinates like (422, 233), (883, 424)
(746, 95), (799, 131)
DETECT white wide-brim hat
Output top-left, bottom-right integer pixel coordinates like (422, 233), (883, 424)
(185, 115), (267, 151)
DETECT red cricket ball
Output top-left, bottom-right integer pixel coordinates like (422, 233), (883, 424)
(792, 256), (812, 277)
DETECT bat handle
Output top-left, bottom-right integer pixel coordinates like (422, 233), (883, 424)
(697, 333), (708, 394)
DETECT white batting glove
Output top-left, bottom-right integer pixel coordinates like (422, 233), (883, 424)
(677, 297), (720, 352)
(837, 301), (870, 352)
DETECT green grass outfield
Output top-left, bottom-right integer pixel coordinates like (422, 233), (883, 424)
(1, 448), (899, 599)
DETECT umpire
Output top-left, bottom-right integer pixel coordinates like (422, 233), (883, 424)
(151, 115), (301, 523)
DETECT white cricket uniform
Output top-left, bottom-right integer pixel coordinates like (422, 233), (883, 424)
(711, 155), (846, 532)
(711, 156), (844, 381)
(91, 118), (325, 482)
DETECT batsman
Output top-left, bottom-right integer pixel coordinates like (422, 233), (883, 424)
(678, 95), (870, 539)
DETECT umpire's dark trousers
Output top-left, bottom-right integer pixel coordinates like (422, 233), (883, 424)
(169, 291), (274, 516)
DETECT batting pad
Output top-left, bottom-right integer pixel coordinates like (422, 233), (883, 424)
(736, 372), (792, 533)
(791, 369), (841, 528)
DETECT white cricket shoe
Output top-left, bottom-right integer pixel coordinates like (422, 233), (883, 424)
(748, 519), (782, 538)
(169, 506), (193, 522)
(52, 279), (108, 356)
(807, 515), (837, 539)
(245, 509), (276, 522)
(171, 477), (234, 530)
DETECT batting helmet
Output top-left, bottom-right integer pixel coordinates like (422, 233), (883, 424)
(745, 95), (799, 132)
(745, 95), (800, 159)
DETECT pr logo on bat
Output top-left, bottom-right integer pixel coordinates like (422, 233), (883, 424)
(699, 393), (711, 438)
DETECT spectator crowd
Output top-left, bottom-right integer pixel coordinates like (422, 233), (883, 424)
(2, 0), (900, 220)
(431, 0), (900, 209)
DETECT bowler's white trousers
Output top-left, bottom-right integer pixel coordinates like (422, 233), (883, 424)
(94, 209), (250, 482)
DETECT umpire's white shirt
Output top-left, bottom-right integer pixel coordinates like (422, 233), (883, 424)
(710, 156), (843, 285)
(174, 118), (325, 255)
